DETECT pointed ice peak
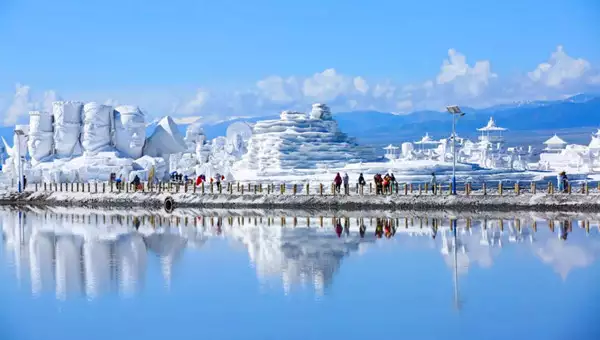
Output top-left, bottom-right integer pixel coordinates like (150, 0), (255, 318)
(421, 132), (432, 142)
(158, 116), (179, 134)
(544, 134), (567, 145)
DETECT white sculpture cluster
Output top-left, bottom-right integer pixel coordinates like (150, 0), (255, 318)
(385, 117), (536, 171)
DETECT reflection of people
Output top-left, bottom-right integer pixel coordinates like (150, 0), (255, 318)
(431, 225), (438, 239)
(560, 220), (569, 240)
(375, 219), (383, 238)
(359, 224), (366, 238)
(133, 217), (141, 230)
(335, 221), (343, 238)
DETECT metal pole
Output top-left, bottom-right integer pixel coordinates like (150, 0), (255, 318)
(16, 132), (22, 193)
(453, 219), (459, 310)
(452, 114), (457, 195)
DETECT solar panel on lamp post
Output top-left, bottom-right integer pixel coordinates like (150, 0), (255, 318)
(446, 106), (465, 195)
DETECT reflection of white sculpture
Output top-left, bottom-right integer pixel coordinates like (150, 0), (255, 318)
(114, 105), (146, 159)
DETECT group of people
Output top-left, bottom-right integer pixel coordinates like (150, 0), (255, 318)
(195, 173), (224, 190)
(333, 173), (350, 194)
(373, 173), (396, 195)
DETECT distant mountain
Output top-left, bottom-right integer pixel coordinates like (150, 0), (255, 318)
(1, 94), (599, 151)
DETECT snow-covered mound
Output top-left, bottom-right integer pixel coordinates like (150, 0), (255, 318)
(235, 104), (375, 174)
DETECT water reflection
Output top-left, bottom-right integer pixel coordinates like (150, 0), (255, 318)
(1, 208), (600, 301)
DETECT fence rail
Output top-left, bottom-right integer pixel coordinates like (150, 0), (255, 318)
(5, 179), (600, 196)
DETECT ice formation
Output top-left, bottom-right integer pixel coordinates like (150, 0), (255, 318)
(537, 129), (600, 172)
(234, 104), (375, 175)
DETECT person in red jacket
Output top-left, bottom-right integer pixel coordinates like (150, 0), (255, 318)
(334, 173), (342, 194)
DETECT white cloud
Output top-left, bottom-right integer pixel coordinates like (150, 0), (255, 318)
(42, 90), (61, 112)
(528, 45), (591, 87)
(180, 89), (210, 115)
(353, 76), (369, 94)
(256, 75), (300, 103)
(302, 68), (353, 101)
(436, 49), (497, 97)
(4, 84), (33, 126)
(3, 45), (598, 126)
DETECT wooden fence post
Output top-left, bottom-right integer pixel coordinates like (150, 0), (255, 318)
(531, 182), (536, 194)
(44, 182), (47, 191)
(482, 182), (486, 195)
(293, 184), (297, 195)
(424, 183), (429, 193)
(419, 184), (422, 195)
(95, 182), (98, 193)
(498, 182), (503, 196)
(210, 183), (214, 193)
(369, 182), (372, 194)
(320, 183), (323, 196)
(331, 183), (335, 195)
(306, 183), (310, 195)
(585, 181), (589, 195)
(515, 182), (519, 195)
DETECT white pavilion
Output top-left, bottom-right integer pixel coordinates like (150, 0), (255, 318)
(542, 134), (567, 153)
(477, 117), (506, 146)
(414, 133), (440, 151)
(383, 144), (400, 160)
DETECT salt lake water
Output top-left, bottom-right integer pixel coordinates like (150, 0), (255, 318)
(1, 207), (599, 340)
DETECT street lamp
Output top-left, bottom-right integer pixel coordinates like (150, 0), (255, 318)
(14, 129), (25, 193)
(446, 106), (466, 195)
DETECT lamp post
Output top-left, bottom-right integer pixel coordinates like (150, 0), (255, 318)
(14, 129), (25, 193)
(446, 106), (465, 195)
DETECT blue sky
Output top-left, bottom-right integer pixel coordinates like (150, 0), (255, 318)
(1, 0), (599, 125)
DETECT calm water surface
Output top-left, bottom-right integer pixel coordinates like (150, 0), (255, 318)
(1, 208), (599, 340)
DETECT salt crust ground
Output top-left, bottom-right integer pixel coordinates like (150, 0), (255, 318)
(2, 189), (600, 212)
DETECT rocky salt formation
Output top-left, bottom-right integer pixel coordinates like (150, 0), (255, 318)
(235, 103), (375, 175)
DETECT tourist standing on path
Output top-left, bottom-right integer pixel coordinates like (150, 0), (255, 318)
(343, 173), (350, 195)
(390, 173), (397, 192)
(334, 173), (342, 194)
(430, 173), (437, 194)
(358, 173), (366, 194)
(562, 172), (569, 193)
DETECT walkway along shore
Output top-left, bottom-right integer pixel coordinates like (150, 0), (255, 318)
(2, 180), (600, 212)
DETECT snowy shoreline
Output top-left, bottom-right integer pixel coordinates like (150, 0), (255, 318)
(2, 190), (600, 212)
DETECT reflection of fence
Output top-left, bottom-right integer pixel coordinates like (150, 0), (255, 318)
(6, 178), (600, 196)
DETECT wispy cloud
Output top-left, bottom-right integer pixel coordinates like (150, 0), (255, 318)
(2, 45), (598, 126)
